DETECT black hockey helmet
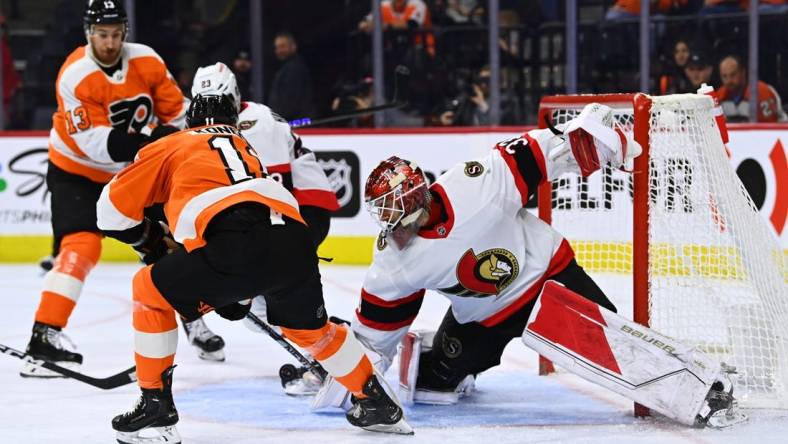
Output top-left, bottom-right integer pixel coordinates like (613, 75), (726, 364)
(186, 94), (239, 128)
(83, 0), (128, 35)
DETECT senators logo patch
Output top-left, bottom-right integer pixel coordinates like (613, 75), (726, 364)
(464, 161), (484, 177)
(438, 248), (519, 298)
(238, 119), (257, 131)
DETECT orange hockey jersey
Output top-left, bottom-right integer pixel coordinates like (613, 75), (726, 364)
(96, 124), (304, 252)
(50, 42), (186, 184)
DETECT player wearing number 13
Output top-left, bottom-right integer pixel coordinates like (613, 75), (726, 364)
(21, 0), (186, 378)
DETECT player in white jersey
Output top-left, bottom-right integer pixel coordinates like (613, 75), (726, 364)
(314, 103), (745, 428)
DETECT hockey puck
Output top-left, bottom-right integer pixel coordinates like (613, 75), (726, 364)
(279, 364), (299, 388)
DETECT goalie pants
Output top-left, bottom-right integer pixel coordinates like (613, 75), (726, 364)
(418, 259), (617, 390)
(133, 203), (373, 393)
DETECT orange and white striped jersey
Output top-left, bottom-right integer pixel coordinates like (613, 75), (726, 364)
(50, 42), (187, 184)
(96, 124), (304, 252)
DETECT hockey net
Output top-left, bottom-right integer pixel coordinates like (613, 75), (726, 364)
(537, 93), (788, 409)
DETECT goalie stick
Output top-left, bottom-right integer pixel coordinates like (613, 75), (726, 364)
(289, 65), (410, 128)
(1, 342), (136, 390)
(244, 312), (328, 382)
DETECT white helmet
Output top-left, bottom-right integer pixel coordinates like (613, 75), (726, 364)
(191, 62), (241, 112)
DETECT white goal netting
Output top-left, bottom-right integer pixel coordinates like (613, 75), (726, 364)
(539, 93), (788, 408)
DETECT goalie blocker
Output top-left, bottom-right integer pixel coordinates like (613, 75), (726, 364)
(523, 281), (745, 427)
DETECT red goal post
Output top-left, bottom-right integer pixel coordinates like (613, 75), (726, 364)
(535, 93), (788, 413)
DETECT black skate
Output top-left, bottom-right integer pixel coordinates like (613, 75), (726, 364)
(113, 366), (181, 444)
(346, 374), (414, 435)
(20, 321), (83, 378)
(695, 363), (747, 428)
(182, 317), (225, 362)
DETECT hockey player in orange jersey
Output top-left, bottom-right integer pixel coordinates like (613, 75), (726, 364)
(21, 0), (188, 377)
(96, 94), (413, 443)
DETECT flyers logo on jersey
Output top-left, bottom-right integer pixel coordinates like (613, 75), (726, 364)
(109, 94), (153, 133)
(438, 248), (519, 298)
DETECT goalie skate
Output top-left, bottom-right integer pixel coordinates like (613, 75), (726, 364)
(279, 364), (322, 396)
(182, 318), (225, 362)
(696, 364), (748, 428)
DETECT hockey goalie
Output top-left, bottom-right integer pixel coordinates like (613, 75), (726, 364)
(312, 102), (746, 428)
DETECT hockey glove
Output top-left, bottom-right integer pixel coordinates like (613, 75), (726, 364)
(563, 103), (641, 176)
(216, 299), (252, 321)
(149, 124), (180, 142)
(132, 218), (179, 265)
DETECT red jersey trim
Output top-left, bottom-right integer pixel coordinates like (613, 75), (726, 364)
(480, 239), (575, 327)
(496, 147), (530, 206)
(523, 133), (548, 183)
(266, 163), (292, 173)
(292, 189), (341, 211)
(418, 183), (455, 239)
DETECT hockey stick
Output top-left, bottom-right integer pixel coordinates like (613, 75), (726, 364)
(289, 65), (410, 128)
(1, 342), (137, 390)
(244, 312), (328, 381)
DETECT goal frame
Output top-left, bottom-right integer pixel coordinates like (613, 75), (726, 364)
(536, 93), (654, 417)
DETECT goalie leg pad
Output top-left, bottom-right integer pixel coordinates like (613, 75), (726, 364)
(522, 281), (732, 426)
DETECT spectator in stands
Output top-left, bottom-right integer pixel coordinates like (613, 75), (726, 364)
(605, 0), (689, 20)
(358, 0), (435, 57)
(232, 49), (252, 99)
(717, 55), (787, 122)
(757, 0), (788, 13)
(441, 0), (484, 25)
(436, 66), (522, 126)
(659, 38), (692, 94)
(684, 52), (714, 91)
(330, 75), (423, 127)
(698, 0), (745, 15)
(267, 32), (315, 122)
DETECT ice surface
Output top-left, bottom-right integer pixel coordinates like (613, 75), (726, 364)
(1, 263), (786, 443)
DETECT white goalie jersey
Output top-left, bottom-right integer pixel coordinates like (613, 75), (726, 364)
(237, 101), (339, 211)
(353, 129), (577, 361)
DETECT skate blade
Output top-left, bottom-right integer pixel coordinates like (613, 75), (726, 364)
(19, 360), (80, 378)
(197, 349), (225, 362)
(362, 417), (415, 435)
(116, 425), (181, 444)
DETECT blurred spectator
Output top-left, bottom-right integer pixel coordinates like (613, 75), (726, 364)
(758, 0), (788, 13)
(330, 75), (423, 127)
(358, 0), (435, 57)
(659, 38), (692, 94)
(233, 49), (252, 99)
(442, 0), (484, 25)
(267, 32), (316, 122)
(435, 66), (522, 126)
(717, 55), (787, 122)
(698, 0), (745, 15)
(605, 0), (689, 20)
(1, 13), (19, 113)
(684, 52), (714, 90)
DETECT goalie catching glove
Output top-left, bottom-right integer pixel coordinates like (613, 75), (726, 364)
(549, 103), (642, 177)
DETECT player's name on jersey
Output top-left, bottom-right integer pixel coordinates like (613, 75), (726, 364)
(189, 125), (243, 137)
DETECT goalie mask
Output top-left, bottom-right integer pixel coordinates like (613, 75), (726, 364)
(365, 156), (431, 249)
(191, 63), (242, 112)
(186, 94), (239, 128)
